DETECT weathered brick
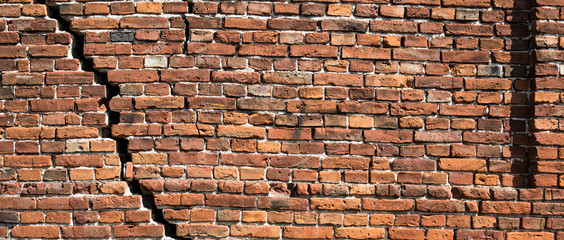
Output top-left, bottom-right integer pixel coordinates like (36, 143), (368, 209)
(12, 226), (60, 238)
(113, 225), (164, 238)
(335, 227), (385, 239)
(393, 49), (440, 61)
(362, 199), (413, 211)
(4, 0), (564, 236)
(416, 199), (465, 212)
(322, 157), (370, 170)
(231, 225), (281, 238)
(206, 194), (255, 208)
(177, 224), (228, 238)
(91, 196), (142, 209)
(61, 226), (111, 239)
(283, 226), (334, 239)
(212, 71), (260, 84)
(217, 125), (266, 138)
(342, 47), (391, 59)
(290, 45), (338, 58)
(71, 19), (119, 29)
(365, 130), (413, 143)
(370, 21), (418, 33)
(481, 201), (531, 215)
(269, 19), (316, 31)
(442, 51), (490, 63)
(107, 70), (158, 83)
(321, 20), (368, 32)
(439, 158), (487, 172)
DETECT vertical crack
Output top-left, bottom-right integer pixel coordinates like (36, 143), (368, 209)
(44, 1), (86, 67)
(187, 1), (194, 14)
(183, 15), (190, 55)
(141, 193), (180, 239)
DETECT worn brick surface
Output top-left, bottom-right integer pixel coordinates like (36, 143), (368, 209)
(0, 0), (563, 238)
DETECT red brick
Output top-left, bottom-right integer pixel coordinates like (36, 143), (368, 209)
(206, 194), (255, 208)
(107, 70), (158, 83)
(239, 44), (288, 57)
(533, 203), (564, 215)
(91, 196), (141, 209)
(221, 153), (268, 167)
(393, 158), (436, 171)
(342, 47), (391, 59)
(287, 100), (337, 113)
(0, 197), (36, 210)
(370, 20), (417, 33)
(269, 128), (311, 140)
(212, 71), (260, 84)
(135, 97), (184, 109)
(113, 225), (164, 238)
(464, 132), (511, 144)
(443, 0), (490, 7)
(84, 43), (131, 56)
(186, 43), (236, 55)
(335, 227), (385, 239)
(445, 24), (494, 36)
(321, 20), (368, 32)
(362, 199), (413, 211)
(283, 226), (333, 239)
(533, 133), (564, 146)
(71, 19), (118, 29)
(322, 157), (370, 170)
(54, 155), (103, 167)
(416, 199), (465, 212)
(177, 224), (228, 238)
(481, 201), (531, 214)
(442, 51), (490, 63)
(439, 158), (487, 172)
(270, 156), (319, 168)
(120, 17), (168, 28)
(269, 19), (317, 30)
(4, 155), (51, 167)
(365, 130), (413, 143)
(393, 49), (440, 61)
(169, 152), (218, 165)
(231, 225), (281, 238)
(389, 228), (425, 240)
(161, 69), (210, 82)
(61, 226), (111, 238)
(314, 128), (362, 141)
(314, 73), (364, 86)
(12, 226), (60, 239)
(216, 125), (265, 138)
(440, 105), (487, 116)
(225, 18), (266, 30)
(507, 232), (554, 240)
(466, 78), (512, 90)
(132, 42), (182, 54)
(391, 103), (437, 115)
(414, 131), (462, 142)
(290, 45), (338, 58)
(257, 196), (308, 211)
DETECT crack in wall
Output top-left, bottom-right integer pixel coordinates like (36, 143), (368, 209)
(42, 3), (181, 239)
(22, 0), (553, 237)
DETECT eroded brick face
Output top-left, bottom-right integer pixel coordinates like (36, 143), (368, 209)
(0, 0), (563, 238)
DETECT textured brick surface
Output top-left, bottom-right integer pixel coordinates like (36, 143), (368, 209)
(0, 0), (563, 238)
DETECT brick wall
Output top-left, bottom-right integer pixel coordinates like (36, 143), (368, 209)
(0, 0), (563, 238)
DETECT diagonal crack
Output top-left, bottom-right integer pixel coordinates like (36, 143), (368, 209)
(43, 3), (181, 239)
